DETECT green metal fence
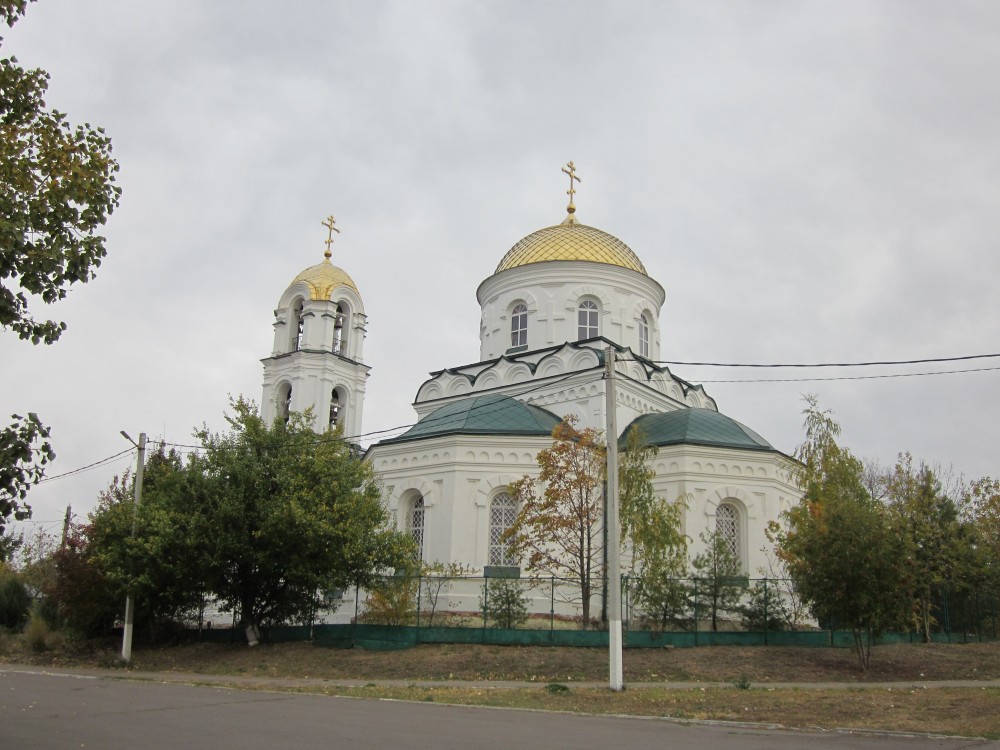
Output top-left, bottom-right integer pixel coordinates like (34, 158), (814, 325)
(197, 574), (999, 650)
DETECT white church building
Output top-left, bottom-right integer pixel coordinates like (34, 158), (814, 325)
(261, 168), (800, 605)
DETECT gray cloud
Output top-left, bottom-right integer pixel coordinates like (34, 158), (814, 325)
(4, 0), (1000, 530)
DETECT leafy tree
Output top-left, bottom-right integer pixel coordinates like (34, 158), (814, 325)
(480, 576), (529, 629)
(739, 577), (791, 632)
(861, 457), (891, 503)
(0, 413), (53, 535)
(9, 521), (54, 598)
(0, 528), (22, 561)
(775, 396), (911, 671)
(691, 530), (743, 631)
(88, 399), (414, 639)
(187, 398), (413, 635)
(0, 0), (120, 530)
(618, 426), (689, 630)
(48, 521), (120, 635)
(507, 416), (605, 628)
(1, 0), (121, 345)
(758, 534), (810, 628)
(418, 560), (474, 626)
(88, 449), (208, 637)
(886, 453), (964, 641)
(962, 477), (1000, 591)
(360, 566), (418, 626)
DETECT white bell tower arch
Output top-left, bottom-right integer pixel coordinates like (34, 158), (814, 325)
(261, 216), (369, 440)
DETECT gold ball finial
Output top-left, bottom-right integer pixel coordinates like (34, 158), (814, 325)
(321, 215), (340, 259)
(561, 161), (581, 215)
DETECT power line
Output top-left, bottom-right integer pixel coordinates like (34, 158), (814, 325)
(152, 370), (597, 454)
(646, 352), (1000, 369)
(35, 448), (135, 484)
(698, 365), (1000, 383)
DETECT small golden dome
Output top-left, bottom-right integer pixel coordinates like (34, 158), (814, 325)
(290, 259), (359, 301)
(495, 215), (647, 275)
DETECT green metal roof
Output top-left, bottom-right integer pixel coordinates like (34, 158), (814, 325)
(382, 394), (562, 445)
(623, 408), (775, 452)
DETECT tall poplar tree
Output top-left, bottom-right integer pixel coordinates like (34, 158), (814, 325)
(775, 396), (910, 671)
(886, 454), (963, 642)
(618, 426), (688, 629)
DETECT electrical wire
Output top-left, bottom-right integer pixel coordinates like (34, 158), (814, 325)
(34, 447), (135, 484)
(644, 352), (1000, 369)
(150, 369), (601, 454)
(697, 365), (1000, 383)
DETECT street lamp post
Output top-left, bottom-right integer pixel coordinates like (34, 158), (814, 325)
(120, 430), (146, 663)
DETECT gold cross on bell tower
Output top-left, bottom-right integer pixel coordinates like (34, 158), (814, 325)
(322, 215), (340, 259)
(562, 161), (581, 215)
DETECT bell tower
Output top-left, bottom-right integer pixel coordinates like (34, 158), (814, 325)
(261, 216), (369, 439)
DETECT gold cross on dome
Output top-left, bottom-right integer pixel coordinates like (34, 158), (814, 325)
(322, 215), (340, 259)
(561, 161), (581, 213)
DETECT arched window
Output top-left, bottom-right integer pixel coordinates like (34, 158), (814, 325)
(639, 313), (650, 358)
(489, 493), (518, 566)
(278, 383), (292, 424)
(291, 300), (304, 351)
(578, 300), (598, 340)
(408, 495), (425, 560)
(329, 389), (342, 429)
(333, 302), (347, 355)
(716, 503), (741, 570)
(510, 304), (527, 348)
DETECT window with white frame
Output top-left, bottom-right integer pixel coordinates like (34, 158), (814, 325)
(716, 502), (741, 569)
(510, 304), (527, 348)
(489, 493), (518, 566)
(578, 300), (599, 339)
(408, 495), (425, 559)
(639, 313), (650, 357)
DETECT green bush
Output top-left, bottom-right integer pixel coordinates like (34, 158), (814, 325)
(359, 570), (418, 626)
(0, 568), (31, 630)
(24, 612), (51, 652)
(480, 577), (529, 629)
(739, 579), (791, 632)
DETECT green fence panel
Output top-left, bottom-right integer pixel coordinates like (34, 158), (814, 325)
(194, 623), (994, 650)
(264, 625), (313, 642)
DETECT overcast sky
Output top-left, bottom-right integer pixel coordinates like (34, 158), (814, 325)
(4, 0), (1000, 535)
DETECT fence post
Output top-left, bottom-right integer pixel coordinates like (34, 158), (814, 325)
(943, 586), (951, 642)
(962, 592), (969, 644)
(763, 577), (769, 646)
(550, 575), (555, 632)
(483, 576), (489, 636)
(624, 575), (630, 632)
(990, 593), (997, 638)
(693, 579), (699, 647)
(416, 574), (422, 629)
(976, 591), (982, 643)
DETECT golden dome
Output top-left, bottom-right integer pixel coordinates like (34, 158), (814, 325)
(495, 215), (647, 275)
(290, 258), (359, 301)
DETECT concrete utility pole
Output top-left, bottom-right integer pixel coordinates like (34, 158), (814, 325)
(60, 504), (71, 548)
(119, 431), (146, 663)
(604, 347), (624, 691)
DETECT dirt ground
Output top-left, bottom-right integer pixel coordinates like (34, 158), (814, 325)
(8, 637), (999, 684)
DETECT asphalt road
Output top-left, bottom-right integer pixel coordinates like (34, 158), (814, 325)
(1, 668), (995, 749)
